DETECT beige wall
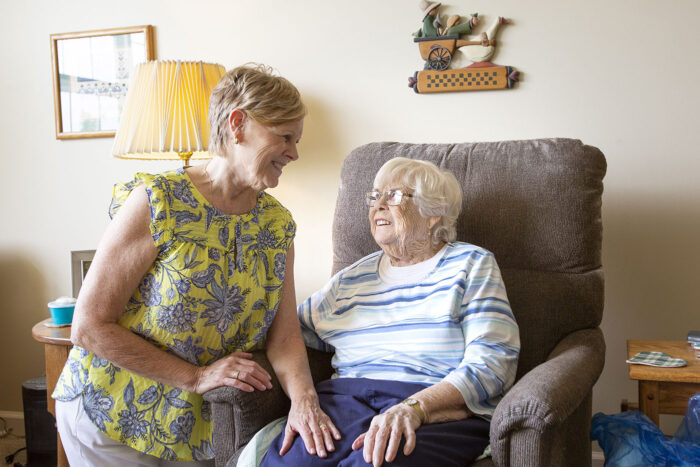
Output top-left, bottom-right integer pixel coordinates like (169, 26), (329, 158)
(1, 0), (698, 435)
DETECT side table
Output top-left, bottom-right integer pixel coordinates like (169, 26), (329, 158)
(627, 340), (700, 426)
(32, 318), (72, 467)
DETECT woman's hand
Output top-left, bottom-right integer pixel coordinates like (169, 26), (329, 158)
(193, 352), (272, 394)
(352, 404), (422, 467)
(279, 393), (341, 458)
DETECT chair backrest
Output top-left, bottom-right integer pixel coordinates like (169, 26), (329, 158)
(332, 138), (606, 378)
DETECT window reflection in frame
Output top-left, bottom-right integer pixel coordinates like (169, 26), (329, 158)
(50, 25), (155, 139)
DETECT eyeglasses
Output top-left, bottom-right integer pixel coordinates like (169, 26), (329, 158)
(365, 189), (414, 206)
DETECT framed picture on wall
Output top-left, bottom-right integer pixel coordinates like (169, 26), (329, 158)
(71, 250), (96, 298)
(50, 25), (155, 139)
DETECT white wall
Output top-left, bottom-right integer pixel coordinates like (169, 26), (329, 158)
(1, 0), (699, 435)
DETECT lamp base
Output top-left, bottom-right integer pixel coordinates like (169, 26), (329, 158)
(178, 151), (194, 168)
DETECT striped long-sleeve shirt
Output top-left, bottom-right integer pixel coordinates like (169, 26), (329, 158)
(298, 241), (520, 418)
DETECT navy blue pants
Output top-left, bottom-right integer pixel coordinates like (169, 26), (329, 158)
(261, 378), (490, 466)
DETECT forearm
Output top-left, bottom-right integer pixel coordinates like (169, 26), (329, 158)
(412, 381), (471, 424)
(264, 243), (317, 403)
(266, 333), (316, 403)
(74, 320), (200, 392)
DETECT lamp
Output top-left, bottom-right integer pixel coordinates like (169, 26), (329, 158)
(112, 60), (226, 167)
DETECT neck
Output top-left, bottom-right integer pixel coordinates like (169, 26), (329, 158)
(383, 241), (445, 267)
(197, 156), (258, 214)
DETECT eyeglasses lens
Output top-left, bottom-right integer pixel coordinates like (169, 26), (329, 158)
(387, 191), (402, 205)
(366, 191), (380, 206)
(366, 190), (405, 206)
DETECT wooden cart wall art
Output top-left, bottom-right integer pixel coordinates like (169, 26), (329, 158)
(408, 1), (519, 94)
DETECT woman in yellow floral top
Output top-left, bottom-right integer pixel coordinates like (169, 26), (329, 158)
(53, 64), (340, 465)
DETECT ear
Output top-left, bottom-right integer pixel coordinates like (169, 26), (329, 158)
(227, 109), (247, 139)
(427, 216), (441, 230)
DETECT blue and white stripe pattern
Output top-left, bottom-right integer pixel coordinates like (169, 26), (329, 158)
(298, 242), (520, 418)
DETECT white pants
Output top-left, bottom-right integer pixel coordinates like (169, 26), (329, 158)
(56, 396), (215, 466)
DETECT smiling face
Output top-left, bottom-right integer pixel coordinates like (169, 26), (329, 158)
(234, 116), (304, 191)
(368, 182), (440, 263)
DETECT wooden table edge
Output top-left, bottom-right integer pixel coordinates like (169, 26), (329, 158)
(32, 318), (73, 345)
(627, 339), (700, 383)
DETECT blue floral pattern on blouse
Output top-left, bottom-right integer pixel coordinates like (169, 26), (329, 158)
(53, 169), (295, 460)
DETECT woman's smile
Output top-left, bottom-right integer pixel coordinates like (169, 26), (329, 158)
(271, 160), (286, 175)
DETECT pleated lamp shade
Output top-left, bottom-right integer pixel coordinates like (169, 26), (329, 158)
(112, 60), (226, 166)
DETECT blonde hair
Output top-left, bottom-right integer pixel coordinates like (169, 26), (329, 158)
(374, 157), (462, 245)
(208, 63), (306, 156)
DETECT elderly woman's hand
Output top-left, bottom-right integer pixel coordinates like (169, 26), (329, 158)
(193, 351), (272, 394)
(351, 404), (422, 467)
(280, 394), (341, 458)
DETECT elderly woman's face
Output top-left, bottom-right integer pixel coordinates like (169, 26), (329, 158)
(368, 183), (435, 257)
(235, 117), (304, 190)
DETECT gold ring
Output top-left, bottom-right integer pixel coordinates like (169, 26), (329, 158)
(232, 370), (240, 379)
(319, 423), (327, 429)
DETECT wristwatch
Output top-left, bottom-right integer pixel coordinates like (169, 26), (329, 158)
(401, 398), (425, 423)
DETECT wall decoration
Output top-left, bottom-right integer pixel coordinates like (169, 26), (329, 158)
(71, 250), (95, 298)
(408, 1), (519, 94)
(51, 25), (154, 139)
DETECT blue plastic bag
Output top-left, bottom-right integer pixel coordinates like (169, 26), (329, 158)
(675, 393), (700, 446)
(591, 393), (700, 466)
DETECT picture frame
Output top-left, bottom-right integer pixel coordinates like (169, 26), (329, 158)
(50, 25), (155, 139)
(71, 250), (96, 298)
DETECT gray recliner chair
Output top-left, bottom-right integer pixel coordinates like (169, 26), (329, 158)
(204, 138), (607, 466)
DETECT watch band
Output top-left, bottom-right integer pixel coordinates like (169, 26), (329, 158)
(401, 398), (425, 423)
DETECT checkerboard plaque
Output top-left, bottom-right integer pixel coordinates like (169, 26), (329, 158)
(412, 65), (516, 94)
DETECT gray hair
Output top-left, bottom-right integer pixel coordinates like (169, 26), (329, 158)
(208, 63), (306, 156)
(374, 157), (462, 245)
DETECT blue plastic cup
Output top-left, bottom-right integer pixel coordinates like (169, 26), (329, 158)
(48, 300), (76, 325)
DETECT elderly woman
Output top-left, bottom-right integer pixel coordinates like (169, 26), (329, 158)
(52, 64), (338, 465)
(255, 157), (520, 467)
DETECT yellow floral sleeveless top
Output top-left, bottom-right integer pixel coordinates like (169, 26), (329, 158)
(53, 168), (296, 461)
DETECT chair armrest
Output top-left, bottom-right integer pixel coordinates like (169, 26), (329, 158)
(490, 327), (605, 466)
(203, 350), (287, 466)
(203, 348), (333, 466)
